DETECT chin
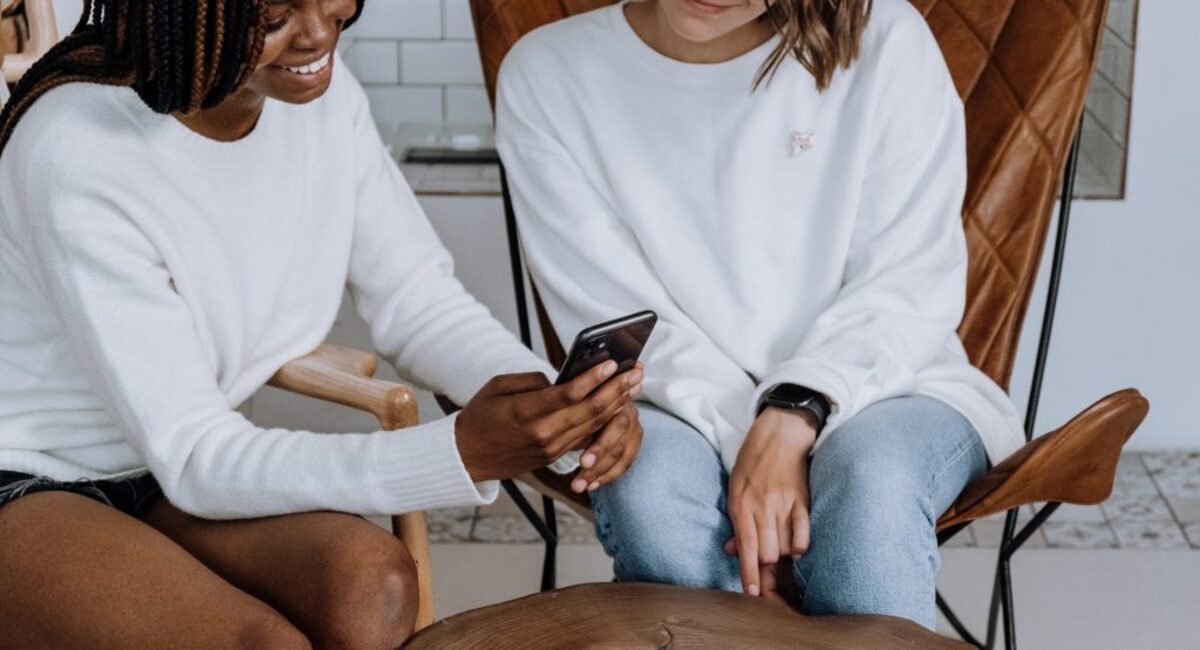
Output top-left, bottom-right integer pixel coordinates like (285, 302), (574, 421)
(661, 4), (745, 43)
(274, 85), (332, 105)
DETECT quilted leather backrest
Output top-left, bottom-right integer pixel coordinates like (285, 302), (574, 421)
(471, 0), (1108, 389)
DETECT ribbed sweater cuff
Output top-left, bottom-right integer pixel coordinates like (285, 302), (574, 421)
(374, 413), (498, 512)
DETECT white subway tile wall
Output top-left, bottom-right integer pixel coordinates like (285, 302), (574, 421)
(342, 0), (490, 129)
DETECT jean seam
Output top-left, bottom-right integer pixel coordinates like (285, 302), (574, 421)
(926, 436), (974, 501)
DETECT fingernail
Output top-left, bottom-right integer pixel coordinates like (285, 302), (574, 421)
(587, 481), (600, 492)
(747, 585), (760, 596)
(571, 478), (587, 493)
(582, 453), (596, 468)
(627, 370), (644, 385)
(630, 383), (643, 398)
(600, 361), (618, 376)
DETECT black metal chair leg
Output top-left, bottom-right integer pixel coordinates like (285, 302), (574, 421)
(937, 590), (984, 648)
(540, 495), (558, 591)
(1001, 555), (1017, 650)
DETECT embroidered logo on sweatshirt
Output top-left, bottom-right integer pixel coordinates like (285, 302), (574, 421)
(788, 130), (815, 157)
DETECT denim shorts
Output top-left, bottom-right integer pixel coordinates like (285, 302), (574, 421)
(0, 470), (162, 517)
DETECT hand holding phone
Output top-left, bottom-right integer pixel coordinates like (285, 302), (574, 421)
(455, 361), (641, 483)
(556, 311), (656, 492)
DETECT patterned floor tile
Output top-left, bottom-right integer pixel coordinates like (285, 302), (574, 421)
(1184, 523), (1200, 549)
(1100, 496), (1174, 522)
(1153, 472), (1200, 499)
(1111, 520), (1190, 549)
(1111, 473), (1160, 498)
(426, 506), (476, 543)
(470, 514), (544, 543)
(1049, 503), (1107, 523)
(1115, 453), (1149, 476)
(1043, 522), (1118, 549)
(1141, 452), (1200, 476)
(471, 511), (598, 545)
(1165, 497), (1200, 524)
(970, 520), (1046, 548)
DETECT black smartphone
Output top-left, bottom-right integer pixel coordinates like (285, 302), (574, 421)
(555, 310), (657, 385)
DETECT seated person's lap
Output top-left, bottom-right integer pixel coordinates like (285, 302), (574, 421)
(590, 397), (987, 628)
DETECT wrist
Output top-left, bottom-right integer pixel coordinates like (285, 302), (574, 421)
(757, 407), (818, 450)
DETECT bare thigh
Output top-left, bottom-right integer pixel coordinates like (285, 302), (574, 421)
(0, 491), (307, 650)
(142, 501), (418, 649)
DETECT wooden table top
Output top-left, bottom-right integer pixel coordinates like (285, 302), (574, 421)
(405, 582), (968, 649)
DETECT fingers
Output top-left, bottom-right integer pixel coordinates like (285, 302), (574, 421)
(574, 405), (641, 489)
(543, 367), (643, 441)
(777, 511), (792, 559)
(484, 371), (551, 396)
(756, 512), (780, 567)
(576, 413), (642, 492)
(555, 360), (621, 406)
(732, 507), (760, 596)
(549, 385), (634, 460)
(759, 564), (787, 605)
(791, 503), (811, 557)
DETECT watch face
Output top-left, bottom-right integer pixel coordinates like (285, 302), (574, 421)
(772, 384), (818, 404)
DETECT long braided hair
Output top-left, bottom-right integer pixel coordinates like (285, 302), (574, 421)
(0, 0), (365, 153)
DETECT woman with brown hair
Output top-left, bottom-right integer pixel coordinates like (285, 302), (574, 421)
(0, 0), (644, 646)
(497, 0), (1025, 629)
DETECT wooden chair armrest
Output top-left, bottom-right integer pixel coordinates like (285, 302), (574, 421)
(267, 343), (433, 630)
(937, 388), (1149, 531)
(268, 343), (418, 431)
(3, 0), (56, 83)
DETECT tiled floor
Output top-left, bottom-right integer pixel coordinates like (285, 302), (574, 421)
(426, 452), (1200, 550)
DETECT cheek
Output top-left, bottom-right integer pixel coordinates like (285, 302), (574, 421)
(254, 34), (291, 72)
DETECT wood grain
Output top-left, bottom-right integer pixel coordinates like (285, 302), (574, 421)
(405, 582), (967, 649)
(271, 343), (434, 630)
(2, 0), (57, 83)
(269, 344), (418, 431)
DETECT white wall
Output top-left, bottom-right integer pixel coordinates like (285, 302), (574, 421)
(1008, 0), (1200, 450)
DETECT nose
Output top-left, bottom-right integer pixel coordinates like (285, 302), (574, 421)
(291, 4), (339, 51)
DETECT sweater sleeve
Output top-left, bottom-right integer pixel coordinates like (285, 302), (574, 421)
(338, 71), (578, 473)
(752, 30), (970, 452)
(497, 60), (757, 471)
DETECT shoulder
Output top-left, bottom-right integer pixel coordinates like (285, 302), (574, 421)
(858, 0), (948, 75)
(500, 5), (616, 85)
(2, 82), (141, 180)
(848, 0), (958, 112)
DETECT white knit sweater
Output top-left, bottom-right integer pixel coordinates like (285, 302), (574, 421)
(0, 61), (559, 519)
(497, 0), (1025, 471)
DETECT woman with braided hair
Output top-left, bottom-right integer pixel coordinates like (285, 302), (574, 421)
(0, 1), (645, 646)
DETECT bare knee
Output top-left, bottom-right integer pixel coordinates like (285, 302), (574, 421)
(311, 527), (419, 648)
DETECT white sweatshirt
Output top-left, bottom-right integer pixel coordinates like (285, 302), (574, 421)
(497, 0), (1024, 471)
(0, 61), (561, 519)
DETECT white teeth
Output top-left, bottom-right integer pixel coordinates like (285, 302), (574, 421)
(284, 52), (331, 75)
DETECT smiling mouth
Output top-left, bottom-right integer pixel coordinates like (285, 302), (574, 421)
(279, 51), (332, 76)
(686, 0), (737, 12)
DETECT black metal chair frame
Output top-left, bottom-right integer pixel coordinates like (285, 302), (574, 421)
(496, 122), (1087, 649)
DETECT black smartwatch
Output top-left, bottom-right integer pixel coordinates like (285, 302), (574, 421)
(756, 383), (831, 434)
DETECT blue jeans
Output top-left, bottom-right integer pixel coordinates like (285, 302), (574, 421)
(590, 396), (988, 630)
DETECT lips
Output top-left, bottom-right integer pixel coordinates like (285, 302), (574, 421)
(684, 0), (738, 13)
(280, 51), (332, 76)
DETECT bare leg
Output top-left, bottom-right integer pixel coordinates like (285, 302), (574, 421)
(143, 501), (418, 649)
(0, 492), (309, 650)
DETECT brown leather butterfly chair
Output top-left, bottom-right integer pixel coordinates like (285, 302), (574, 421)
(465, 0), (1149, 647)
